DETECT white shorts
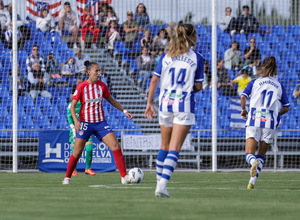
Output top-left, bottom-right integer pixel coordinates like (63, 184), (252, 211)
(63, 24), (75, 33)
(246, 126), (275, 144)
(159, 112), (195, 128)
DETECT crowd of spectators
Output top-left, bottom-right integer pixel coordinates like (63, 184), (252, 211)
(0, 1), (299, 105)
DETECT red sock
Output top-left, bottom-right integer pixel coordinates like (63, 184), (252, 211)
(113, 149), (127, 177)
(65, 154), (79, 178)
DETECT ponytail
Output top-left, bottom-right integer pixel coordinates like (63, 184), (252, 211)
(258, 56), (277, 78)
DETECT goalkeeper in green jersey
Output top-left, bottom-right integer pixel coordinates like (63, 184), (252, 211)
(67, 100), (95, 176)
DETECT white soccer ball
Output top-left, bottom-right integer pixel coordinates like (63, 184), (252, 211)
(128, 168), (144, 184)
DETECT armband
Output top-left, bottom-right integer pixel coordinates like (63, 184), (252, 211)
(123, 109), (128, 114)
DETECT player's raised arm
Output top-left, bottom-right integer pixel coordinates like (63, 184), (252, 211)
(105, 95), (133, 119)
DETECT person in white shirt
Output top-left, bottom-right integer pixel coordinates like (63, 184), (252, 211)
(58, 1), (78, 48)
(145, 24), (203, 198)
(224, 40), (243, 69)
(241, 56), (289, 189)
(74, 48), (91, 78)
(5, 22), (25, 49)
(36, 8), (55, 33)
(219, 7), (236, 35)
(0, 0), (10, 32)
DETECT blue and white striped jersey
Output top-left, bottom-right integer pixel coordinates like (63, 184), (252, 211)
(154, 49), (204, 113)
(242, 76), (290, 129)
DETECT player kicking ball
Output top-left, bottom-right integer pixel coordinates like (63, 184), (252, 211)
(67, 97), (95, 176)
(241, 56), (289, 189)
(62, 61), (133, 185)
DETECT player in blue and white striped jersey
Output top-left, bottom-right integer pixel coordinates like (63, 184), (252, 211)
(241, 56), (289, 189)
(145, 23), (204, 197)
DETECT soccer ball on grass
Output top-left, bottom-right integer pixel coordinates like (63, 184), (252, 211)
(128, 168), (144, 183)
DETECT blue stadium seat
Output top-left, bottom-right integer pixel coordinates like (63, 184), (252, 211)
(195, 42), (209, 53)
(207, 25), (222, 34)
(217, 33), (231, 47)
(0, 49), (11, 64)
(52, 116), (69, 129)
(262, 51), (280, 61)
(33, 116), (51, 129)
(60, 50), (75, 63)
(35, 97), (52, 108)
(195, 24), (207, 35)
(0, 40), (4, 50)
(281, 51), (297, 63)
(257, 42), (272, 53)
(271, 25), (285, 34)
(26, 106), (43, 117)
(278, 33), (295, 45)
(46, 87), (60, 97)
(129, 60), (139, 73)
(247, 33), (262, 43)
(52, 97), (68, 108)
(53, 40), (69, 53)
(286, 69), (299, 81)
(68, 78), (77, 85)
(15, 106), (26, 117)
(24, 40), (35, 54)
(18, 96), (34, 108)
(114, 41), (127, 53)
(264, 34), (279, 44)
(277, 61), (289, 72)
(111, 124), (124, 138)
(130, 41), (141, 52)
(231, 33), (247, 45)
(19, 116), (34, 127)
(45, 32), (61, 43)
(31, 31), (45, 45)
(199, 33), (212, 44)
(272, 42), (288, 53)
(43, 106), (60, 118)
(148, 24), (159, 37)
(160, 24), (169, 29)
(17, 50), (28, 62)
(60, 87), (72, 98)
(2, 96), (12, 108)
(59, 107), (68, 117)
(0, 87), (10, 99)
(286, 25), (300, 35)
(290, 61), (300, 72)
(124, 125), (143, 135)
(0, 106), (9, 117)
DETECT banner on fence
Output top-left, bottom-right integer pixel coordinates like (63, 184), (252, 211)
(123, 134), (192, 151)
(38, 130), (116, 172)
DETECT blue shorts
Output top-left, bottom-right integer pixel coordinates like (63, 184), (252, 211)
(76, 120), (113, 141)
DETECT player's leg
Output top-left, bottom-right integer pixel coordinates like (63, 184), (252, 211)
(69, 130), (78, 176)
(70, 143), (78, 176)
(156, 125), (172, 182)
(156, 123), (191, 197)
(84, 139), (96, 176)
(245, 127), (260, 179)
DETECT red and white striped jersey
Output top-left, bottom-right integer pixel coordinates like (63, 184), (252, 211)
(72, 80), (110, 123)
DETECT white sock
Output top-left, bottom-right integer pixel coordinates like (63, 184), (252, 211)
(158, 151), (179, 190)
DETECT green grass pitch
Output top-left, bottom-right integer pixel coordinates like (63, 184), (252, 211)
(0, 172), (300, 220)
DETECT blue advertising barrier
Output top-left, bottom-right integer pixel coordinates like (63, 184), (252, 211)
(38, 130), (116, 172)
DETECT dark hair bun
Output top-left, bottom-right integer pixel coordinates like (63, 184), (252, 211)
(84, 61), (90, 67)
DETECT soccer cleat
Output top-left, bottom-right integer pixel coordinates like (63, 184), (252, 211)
(85, 168), (96, 176)
(62, 177), (70, 185)
(155, 188), (171, 198)
(247, 183), (254, 189)
(250, 159), (260, 177)
(72, 171), (78, 176)
(121, 175), (132, 184)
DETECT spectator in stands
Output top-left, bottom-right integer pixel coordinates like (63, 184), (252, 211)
(7, 3), (23, 27)
(224, 40), (243, 69)
(133, 3), (150, 32)
(58, 1), (78, 49)
(243, 37), (261, 66)
(105, 20), (120, 57)
(219, 7), (236, 35)
(236, 5), (259, 35)
(217, 58), (236, 96)
(165, 21), (176, 40)
(242, 59), (260, 78)
(123, 11), (139, 49)
(232, 68), (251, 96)
(80, 5), (99, 50)
(98, 4), (119, 38)
(153, 28), (169, 54)
(99, 65), (112, 92)
(0, 1), (10, 32)
(203, 59), (212, 89)
(293, 83), (300, 105)
(9, 66), (30, 97)
(36, 8), (55, 33)
(26, 44), (46, 74)
(46, 52), (61, 79)
(62, 57), (76, 77)
(140, 29), (153, 50)
(74, 48), (91, 78)
(4, 21), (25, 49)
(105, 8), (117, 25)
(28, 62), (52, 102)
(136, 46), (156, 95)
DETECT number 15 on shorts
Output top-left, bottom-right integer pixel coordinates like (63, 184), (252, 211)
(80, 122), (88, 131)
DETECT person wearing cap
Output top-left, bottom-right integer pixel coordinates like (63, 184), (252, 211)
(74, 48), (91, 77)
(0, 1), (10, 33)
(232, 68), (252, 97)
(46, 52), (61, 79)
(123, 11), (139, 49)
(58, 1), (78, 49)
(236, 5), (259, 35)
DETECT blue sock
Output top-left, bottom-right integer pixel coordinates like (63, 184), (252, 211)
(156, 149), (168, 181)
(245, 153), (256, 165)
(159, 151), (179, 189)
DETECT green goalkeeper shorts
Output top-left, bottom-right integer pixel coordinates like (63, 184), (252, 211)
(69, 129), (93, 144)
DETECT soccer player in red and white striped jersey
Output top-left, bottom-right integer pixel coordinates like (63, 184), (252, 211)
(62, 62), (133, 185)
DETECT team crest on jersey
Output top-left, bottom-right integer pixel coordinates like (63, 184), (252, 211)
(79, 130), (84, 135)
